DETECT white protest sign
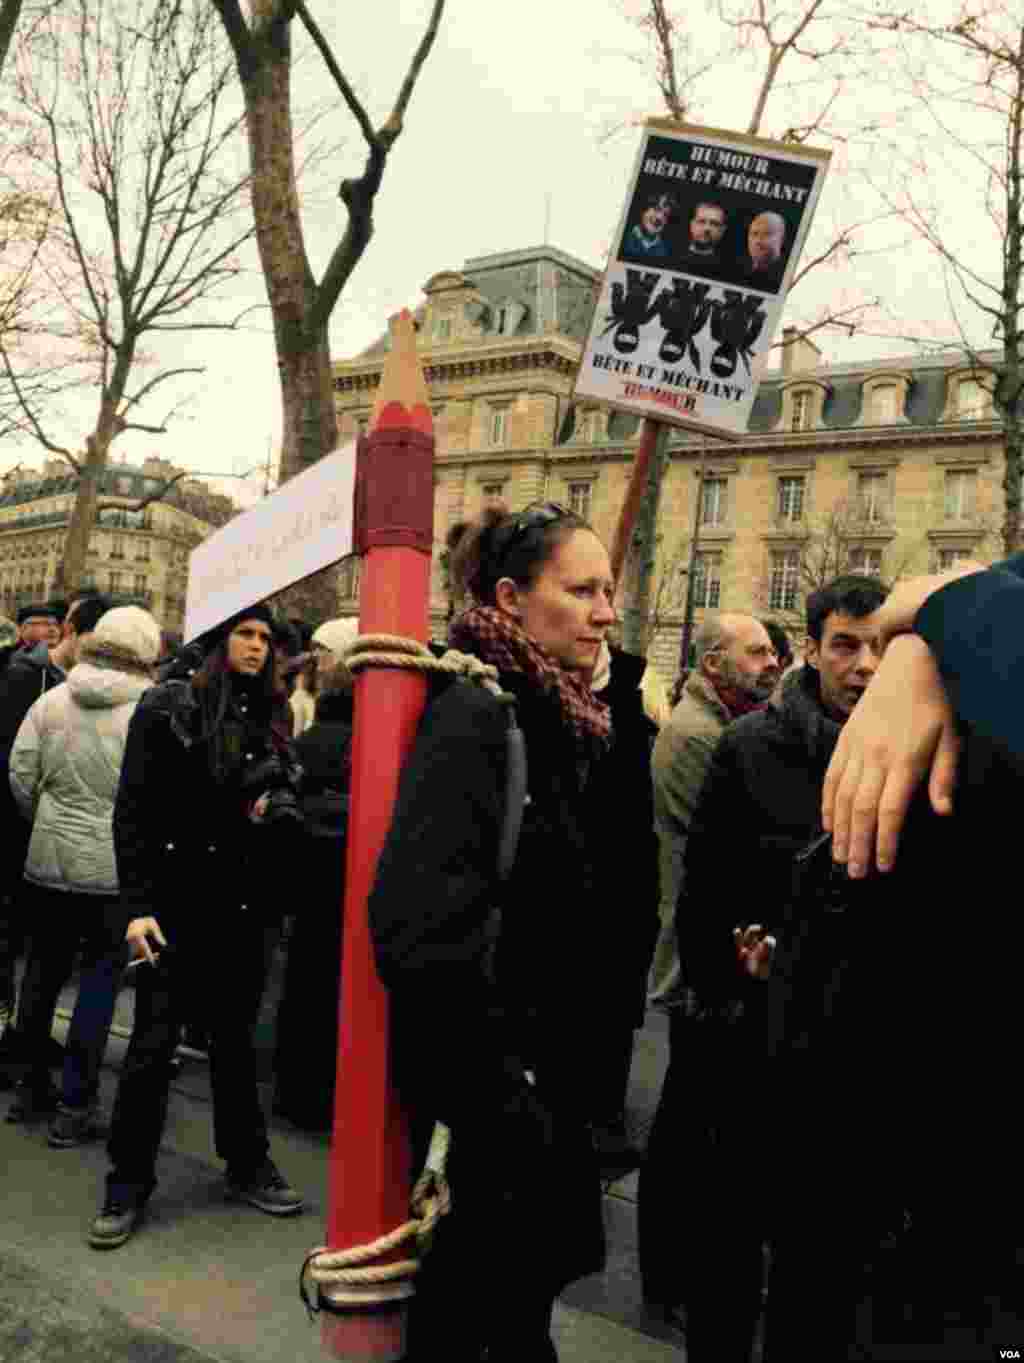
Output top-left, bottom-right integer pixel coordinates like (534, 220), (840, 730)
(184, 441), (357, 643)
(575, 119), (831, 440)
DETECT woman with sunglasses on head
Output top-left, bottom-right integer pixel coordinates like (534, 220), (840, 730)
(371, 501), (659, 1363)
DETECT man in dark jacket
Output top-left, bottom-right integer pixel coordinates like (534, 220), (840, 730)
(676, 574), (886, 1362)
(273, 661), (353, 1131)
(585, 642), (660, 1170)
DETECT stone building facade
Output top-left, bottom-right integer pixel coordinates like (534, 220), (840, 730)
(333, 245), (1005, 682)
(0, 456), (234, 632)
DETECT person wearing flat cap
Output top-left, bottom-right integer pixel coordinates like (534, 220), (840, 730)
(89, 602), (306, 1250)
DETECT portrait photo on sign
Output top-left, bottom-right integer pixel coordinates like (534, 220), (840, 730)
(617, 134), (817, 296)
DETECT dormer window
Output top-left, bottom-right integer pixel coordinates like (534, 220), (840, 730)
(873, 384), (900, 423)
(939, 367), (994, 423)
(859, 370), (911, 427)
(957, 377), (989, 420)
(777, 379), (827, 432)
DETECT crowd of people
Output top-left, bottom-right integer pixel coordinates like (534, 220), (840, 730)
(0, 499), (1019, 1362)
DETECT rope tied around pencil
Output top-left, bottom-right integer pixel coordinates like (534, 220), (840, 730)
(338, 632), (509, 701)
(300, 1124), (451, 1316)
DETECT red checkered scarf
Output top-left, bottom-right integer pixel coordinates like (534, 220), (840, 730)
(449, 606), (612, 751)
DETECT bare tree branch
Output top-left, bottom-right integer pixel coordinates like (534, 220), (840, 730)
(307, 0), (446, 334)
(389, 0), (446, 129)
(294, 1), (376, 147)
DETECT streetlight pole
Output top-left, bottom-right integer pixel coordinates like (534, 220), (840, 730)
(678, 436), (707, 678)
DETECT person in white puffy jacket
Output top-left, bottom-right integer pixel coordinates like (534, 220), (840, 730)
(6, 605), (160, 1145)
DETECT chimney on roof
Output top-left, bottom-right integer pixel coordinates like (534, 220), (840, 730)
(780, 326), (822, 377)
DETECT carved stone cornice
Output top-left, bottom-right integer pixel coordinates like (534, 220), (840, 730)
(716, 425), (999, 458)
(334, 340), (581, 393)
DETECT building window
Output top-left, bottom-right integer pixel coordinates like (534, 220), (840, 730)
(481, 481), (504, 502)
(691, 552), (722, 609)
(111, 536), (125, 559)
(339, 556), (361, 601)
(857, 472), (888, 523)
(109, 572), (123, 593)
(568, 481), (592, 521)
(777, 475), (805, 523)
(848, 546), (883, 577)
(944, 469), (976, 521)
(700, 477), (728, 527)
(769, 549), (801, 612)
(937, 547), (974, 571)
(434, 316), (452, 342)
(957, 378), (988, 420)
(791, 391), (812, 432)
(489, 407), (508, 447)
(134, 574), (147, 594)
(873, 384), (900, 423)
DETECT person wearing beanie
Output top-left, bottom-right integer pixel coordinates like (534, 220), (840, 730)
(5, 606), (158, 1140)
(15, 603), (60, 650)
(89, 602), (304, 1249)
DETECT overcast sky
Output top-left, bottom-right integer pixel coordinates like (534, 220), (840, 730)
(3, 0), (1007, 505)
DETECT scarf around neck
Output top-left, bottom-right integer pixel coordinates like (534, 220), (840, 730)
(449, 605), (612, 751)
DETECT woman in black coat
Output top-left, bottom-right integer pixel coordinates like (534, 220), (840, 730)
(89, 603), (305, 1250)
(370, 501), (630, 1363)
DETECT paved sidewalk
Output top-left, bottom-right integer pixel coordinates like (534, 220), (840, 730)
(0, 981), (683, 1363)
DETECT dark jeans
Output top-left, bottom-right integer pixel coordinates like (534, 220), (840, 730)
(15, 886), (124, 1107)
(637, 1009), (765, 1362)
(106, 908), (273, 1203)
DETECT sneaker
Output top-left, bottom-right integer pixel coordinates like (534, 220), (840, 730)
(88, 1196), (144, 1250)
(6, 1078), (59, 1124)
(224, 1158), (304, 1216)
(48, 1102), (103, 1149)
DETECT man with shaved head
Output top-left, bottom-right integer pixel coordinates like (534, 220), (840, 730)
(743, 210), (787, 287)
(640, 611), (778, 1324)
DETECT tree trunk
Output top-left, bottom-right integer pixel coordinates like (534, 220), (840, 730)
(243, 22), (339, 484)
(58, 439), (109, 594)
(620, 426), (670, 654)
(0, 0), (22, 78)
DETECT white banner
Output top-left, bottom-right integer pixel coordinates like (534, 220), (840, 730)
(184, 442), (357, 643)
(575, 120), (831, 440)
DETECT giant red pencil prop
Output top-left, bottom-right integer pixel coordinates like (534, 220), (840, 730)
(321, 311), (434, 1361)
